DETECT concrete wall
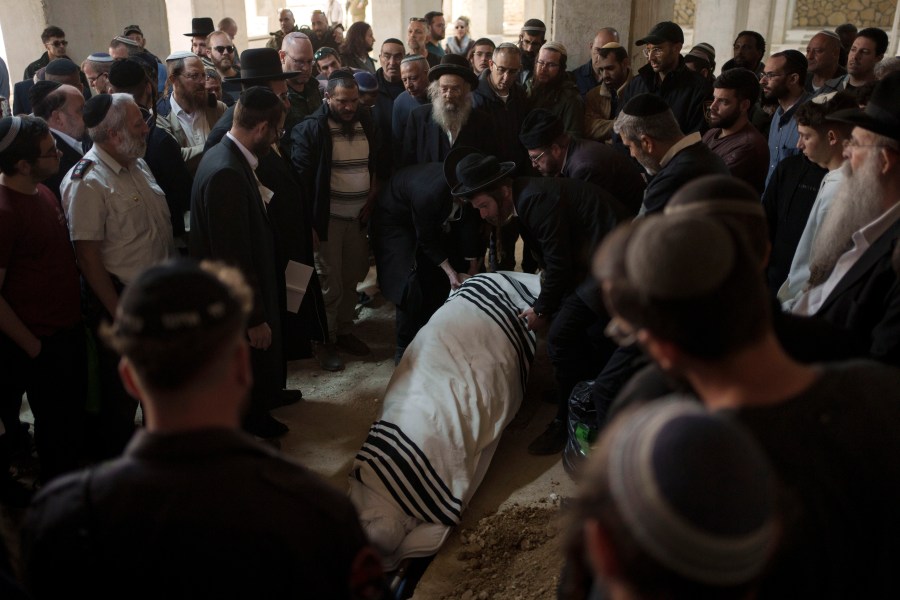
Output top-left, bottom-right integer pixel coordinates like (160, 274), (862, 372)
(553, 0), (642, 70)
(0, 0), (48, 81)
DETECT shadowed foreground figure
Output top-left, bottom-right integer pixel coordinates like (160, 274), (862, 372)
(22, 259), (387, 599)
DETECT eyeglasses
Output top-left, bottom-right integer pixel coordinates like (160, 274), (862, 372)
(759, 71), (784, 80)
(528, 150), (546, 164)
(642, 46), (666, 58)
(180, 71), (204, 81)
(212, 45), (235, 54)
(48, 40), (68, 48)
(535, 59), (559, 69)
(314, 48), (338, 60)
(87, 72), (108, 85)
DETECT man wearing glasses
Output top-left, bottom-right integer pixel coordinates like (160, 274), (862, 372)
(761, 50), (811, 188)
(619, 21), (712, 136)
(81, 53), (114, 95)
(525, 41), (584, 138)
(206, 30), (241, 106)
(156, 51), (227, 173)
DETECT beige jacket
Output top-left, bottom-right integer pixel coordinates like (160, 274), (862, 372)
(156, 97), (226, 173)
(584, 70), (633, 143)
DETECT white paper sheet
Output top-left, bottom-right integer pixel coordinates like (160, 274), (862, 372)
(285, 260), (314, 313)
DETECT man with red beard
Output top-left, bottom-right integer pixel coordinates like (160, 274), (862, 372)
(156, 51), (227, 173)
(400, 54), (494, 168)
(790, 73), (900, 362)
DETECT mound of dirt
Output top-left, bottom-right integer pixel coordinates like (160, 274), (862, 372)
(440, 501), (568, 600)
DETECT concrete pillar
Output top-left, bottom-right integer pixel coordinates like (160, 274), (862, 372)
(693, 0), (750, 71)
(0, 0), (48, 81)
(628, 0), (676, 72)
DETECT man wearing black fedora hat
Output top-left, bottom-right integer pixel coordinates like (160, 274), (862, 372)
(788, 72), (900, 362)
(444, 146), (628, 454)
(400, 54), (495, 168)
(204, 48), (328, 384)
(185, 17), (216, 56)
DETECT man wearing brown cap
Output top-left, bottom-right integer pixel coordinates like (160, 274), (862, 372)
(526, 41), (584, 137)
(584, 42), (632, 142)
(619, 21), (712, 135)
(401, 54), (495, 167)
(62, 93), (176, 458)
(21, 259), (387, 598)
(614, 93), (728, 214)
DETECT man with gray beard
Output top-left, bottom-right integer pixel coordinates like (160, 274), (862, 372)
(400, 54), (495, 168)
(790, 72), (900, 362)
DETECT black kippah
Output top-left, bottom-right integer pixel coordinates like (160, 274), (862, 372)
(519, 108), (564, 149)
(622, 93), (671, 117)
(29, 80), (62, 111)
(328, 69), (355, 81)
(108, 59), (146, 88)
(239, 86), (280, 110)
(83, 94), (114, 128)
(45, 58), (79, 76)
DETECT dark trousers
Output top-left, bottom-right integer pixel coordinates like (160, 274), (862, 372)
(547, 293), (616, 421)
(0, 324), (87, 482)
(493, 221), (538, 273)
(395, 263), (450, 362)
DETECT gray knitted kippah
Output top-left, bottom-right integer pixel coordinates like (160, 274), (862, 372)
(625, 216), (736, 299)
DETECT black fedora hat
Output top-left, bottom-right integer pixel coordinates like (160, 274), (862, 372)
(444, 146), (516, 197)
(828, 71), (900, 141)
(226, 48), (299, 83)
(184, 17), (215, 37)
(428, 53), (478, 88)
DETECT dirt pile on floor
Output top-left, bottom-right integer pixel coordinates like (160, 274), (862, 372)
(441, 500), (568, 600)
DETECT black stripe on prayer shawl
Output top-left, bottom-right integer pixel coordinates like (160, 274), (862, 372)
(453, 275), (536, 396)
(356, 420), (463, 526)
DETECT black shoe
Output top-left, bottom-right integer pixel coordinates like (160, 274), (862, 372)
(318, 343), (345, 371)
(336, 333), (370, 356)
(358, 291), (373, 306)
(527, 419), (567, 455)
(246, 413), (289, 439)
(271, 388), (303, 408)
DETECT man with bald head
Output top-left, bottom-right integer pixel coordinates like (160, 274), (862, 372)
(156, 52), (227, 173)
(267, 9), (299, 50)
(279, 32), (322, 134)
(392, 55), (430, 155)
(29, 82), (87, 201)
(571, 27), (619, 97)
(806, 31), (845, 94)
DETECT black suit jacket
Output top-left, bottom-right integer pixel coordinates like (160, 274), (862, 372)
(513, 177), (627, 316)
(815, 218), (900, 364)
(562, 138), (646, 217)
(12, 80), (33, 115)
(641, 140), (730, 214)
(400, 104), (496, 168)
(190, 137), (284, 391)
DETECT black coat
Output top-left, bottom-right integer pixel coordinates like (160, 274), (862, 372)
(472, 72), (532, 176)
(513, 177), (628, 316)
(400, 103), (496, 168)
(291, 103), (384, 240)
(371, 163), (481, 305)
(641, 139), (730, 214)
(143, 110), (193, 238)
(189, 137), (284, 394)
(43, 132), (84, 202)
(561, 138), (646, 216)
(619, 57), (712, 134)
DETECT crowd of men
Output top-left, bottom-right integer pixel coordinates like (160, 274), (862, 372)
(2, 7), (900, 599)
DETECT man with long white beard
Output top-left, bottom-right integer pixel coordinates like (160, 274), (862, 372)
(790, 72), (900, 362)
(62, 93), (176, 458)
(401, 54), (494, 168)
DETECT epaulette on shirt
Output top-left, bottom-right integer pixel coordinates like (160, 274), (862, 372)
(71, 158), (94, 180)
